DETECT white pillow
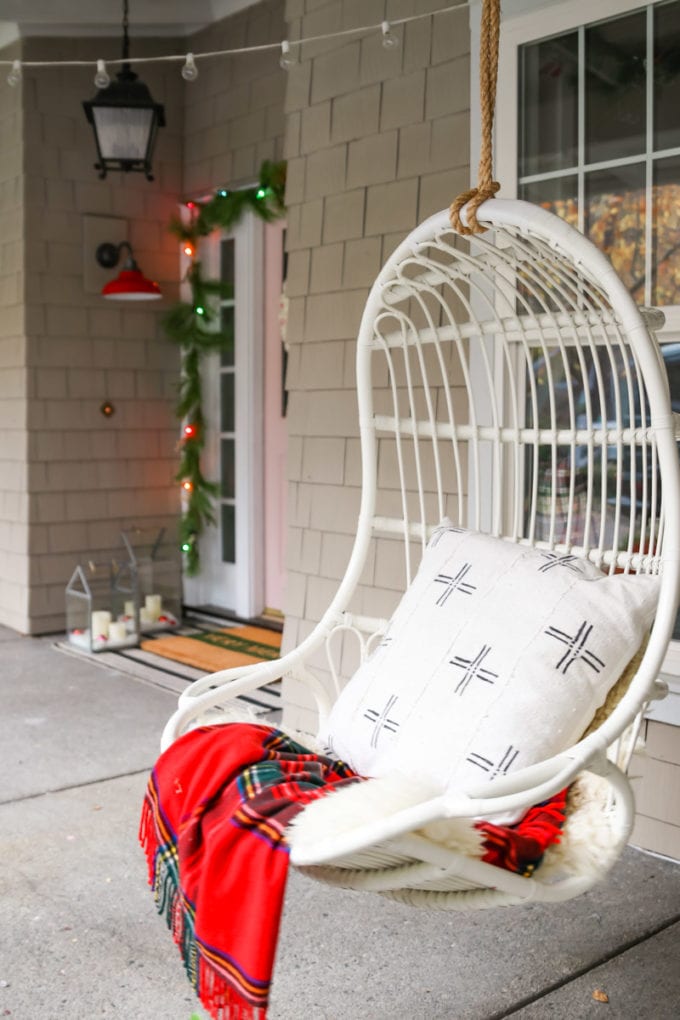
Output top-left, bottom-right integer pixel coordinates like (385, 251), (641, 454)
(320, 525), (659, 820)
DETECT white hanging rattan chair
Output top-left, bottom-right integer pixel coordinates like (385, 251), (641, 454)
(162, 196), (680, 910)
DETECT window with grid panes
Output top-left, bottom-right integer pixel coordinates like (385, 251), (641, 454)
(518, 0), (680, 306)
(518, 0), (680, 641)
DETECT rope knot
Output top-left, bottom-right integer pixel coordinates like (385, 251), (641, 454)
(449, 181), (500, 235)
(449, 0), (501, 236)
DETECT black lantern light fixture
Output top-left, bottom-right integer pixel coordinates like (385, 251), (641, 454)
(82, 0), (165, 181)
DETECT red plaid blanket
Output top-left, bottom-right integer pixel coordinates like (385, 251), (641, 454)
(139, 723), (566, 1019)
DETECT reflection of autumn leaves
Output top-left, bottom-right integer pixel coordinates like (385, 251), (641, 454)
(588, 190), (645, 298)
(653, 182), (680, 306)
(539, 198), (578, 230)
(538, 183), (680, 305)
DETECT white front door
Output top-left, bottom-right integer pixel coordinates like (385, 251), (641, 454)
(182, 216), (287, 619)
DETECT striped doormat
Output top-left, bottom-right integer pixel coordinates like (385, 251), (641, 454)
(140, 624), (282, 674)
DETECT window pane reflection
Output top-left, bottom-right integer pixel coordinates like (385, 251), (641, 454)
(585, 11), (646, 164)
(585, 164), (646, 301)
(654, 1), (680, 152)
(653, 156), (680, 306)
(519, 176), (578, 228)
(519, 32), (578, 176)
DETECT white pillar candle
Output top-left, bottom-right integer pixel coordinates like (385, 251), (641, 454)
(139, 606), (155, 628)
(91, 610), (111, 638)
(108, 621), (127, 643)
(124, 600), (135, 617)
(144, 594), (162, 619)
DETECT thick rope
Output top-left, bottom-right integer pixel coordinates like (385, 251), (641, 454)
(450, 0), (501, 235)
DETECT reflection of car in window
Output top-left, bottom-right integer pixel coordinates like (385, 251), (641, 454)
(660, 343), (680, 413)
(527, 341), (680, 547)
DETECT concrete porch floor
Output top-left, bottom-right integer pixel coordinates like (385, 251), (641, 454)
(1, 627), (680, 1020)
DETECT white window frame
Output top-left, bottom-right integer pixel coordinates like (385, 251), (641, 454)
(469, 0), (680, 714)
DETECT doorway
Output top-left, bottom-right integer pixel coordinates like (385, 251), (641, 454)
(182, 216), (287, 620)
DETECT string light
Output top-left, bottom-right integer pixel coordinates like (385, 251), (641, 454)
(381, 21), (399, 49)
(181, 53), (199, 81)
(195, 305), (206, 316)
(280, 41), (296, 71)
(183, 424), (197, 439)
(181, 479), (193, 492)
(256, 188), (267, 199)
(181, 541), (192, 552)
(7, 60), (21, 87)
(182, 242), (195, 257)
(217, 189), (229, 198)
(94, 59), (110, 88)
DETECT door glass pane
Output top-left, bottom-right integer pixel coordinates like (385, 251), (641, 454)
(585, 163), (646, 300)
(585, 11), (646, 164)
(221, 504), (236, 564)
(653, 156), (680, 306)
(220, 305), (235, 367)
(221, 438), (235, 500)
(221, 239), (235, 288)
(519, 175), (578, 227)
(519, 32), (578, 176)
(654, 1), (680, 152)
(220, 373), (235, 433)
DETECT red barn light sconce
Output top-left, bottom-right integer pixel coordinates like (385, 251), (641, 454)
(82, 0), (165, 181)
(96, 241), (162, 301)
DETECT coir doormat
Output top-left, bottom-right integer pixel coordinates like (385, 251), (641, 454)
(140, 625), (282, 674)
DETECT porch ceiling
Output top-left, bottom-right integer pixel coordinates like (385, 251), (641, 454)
(0, 0), (259, 41)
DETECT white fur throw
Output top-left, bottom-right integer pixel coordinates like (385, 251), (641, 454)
(285, 767), (623, 886)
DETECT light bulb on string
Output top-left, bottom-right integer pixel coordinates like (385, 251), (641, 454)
(381, 21), (399, 49)
(195, 305), (206, 316)
(7, 60), (21, 87)
(94, 59), (110, 88)
(181, 479), (193, 492)
(280, 41), (296, 71)
(183, 424), (197, 439)
(181, 53), (199, 82)
(256, 188), (267, 200)
(182, 241), (195, 258)
(181, 541), (191, 553)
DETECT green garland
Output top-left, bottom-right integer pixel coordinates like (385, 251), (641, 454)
(164, 159), (286, 575)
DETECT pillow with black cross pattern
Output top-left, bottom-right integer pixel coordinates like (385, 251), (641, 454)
(319, 523), (659, 824)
